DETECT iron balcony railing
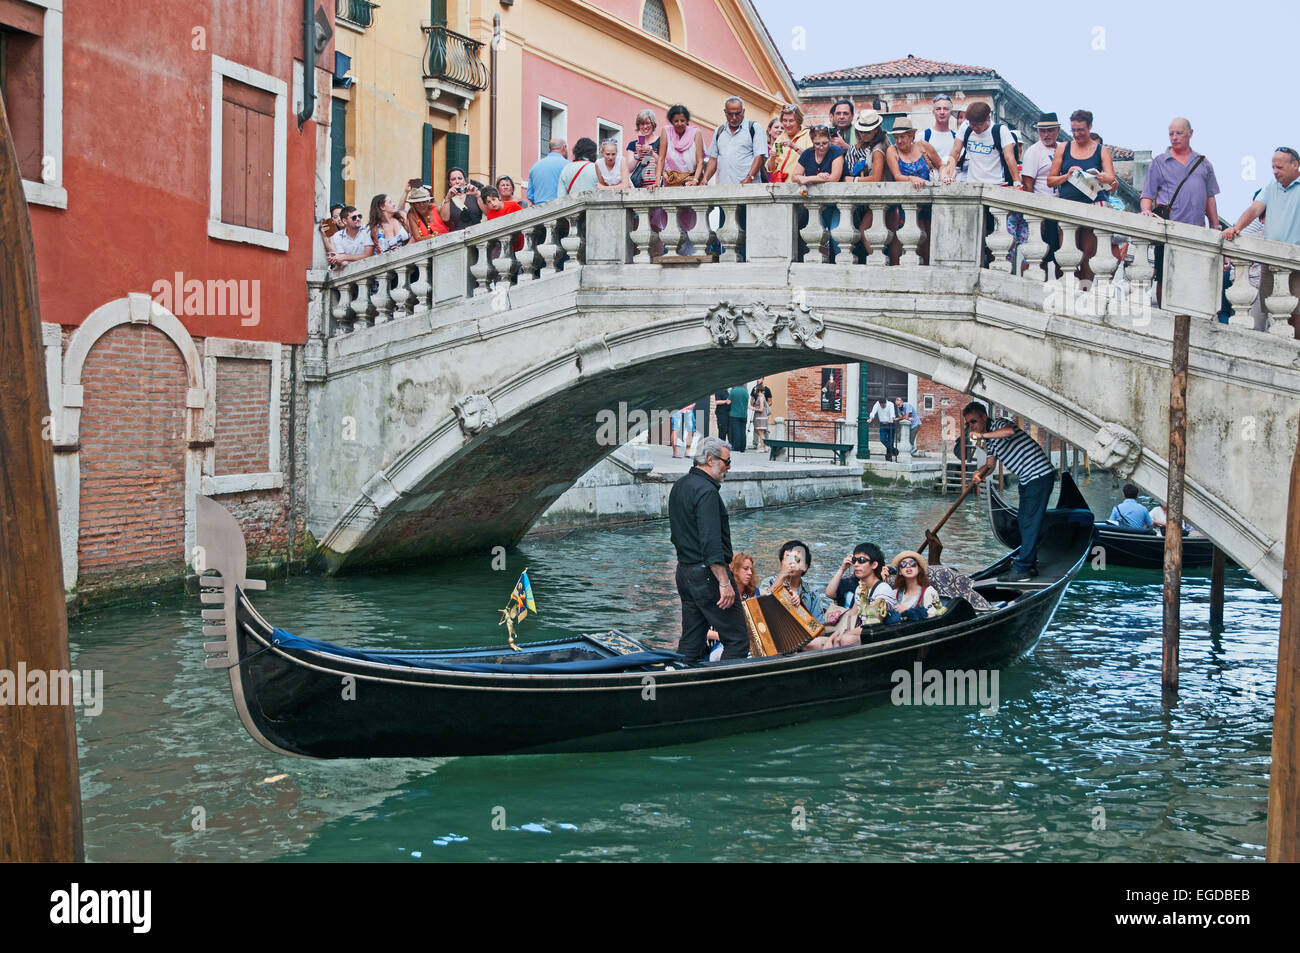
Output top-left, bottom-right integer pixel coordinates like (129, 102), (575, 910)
(422, 25), (490, 91)
(336, 0), (378, 29)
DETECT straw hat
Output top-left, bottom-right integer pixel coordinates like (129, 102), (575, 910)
(891, 117), (916, 134)
(853, 109), (883, 134)
(890, 550), (929, 574)
(407, 186), (433, 203)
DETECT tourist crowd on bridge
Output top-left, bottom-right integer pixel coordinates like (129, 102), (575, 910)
(321, 93), (1300, 328)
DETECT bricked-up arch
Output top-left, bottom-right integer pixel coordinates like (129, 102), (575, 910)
(56, 294), (206, 597)
(77, 323), (190, 591)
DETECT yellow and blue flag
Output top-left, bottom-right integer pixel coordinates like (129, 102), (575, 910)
(499, 569), (537, 649)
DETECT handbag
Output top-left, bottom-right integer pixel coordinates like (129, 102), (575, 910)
(1152, 154), (1204, 220)
(663, 169), (693, 187)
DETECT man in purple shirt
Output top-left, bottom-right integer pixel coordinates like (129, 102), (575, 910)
(1140, 118), (1220, 300)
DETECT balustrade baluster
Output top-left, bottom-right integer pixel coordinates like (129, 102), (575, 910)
(1264, 266), (1299, 337)
(516, 231), (538, 281)
(684, 203), (710, 257)
(470, 240), (493, 295)
(717, 202), (743, 262)
(1223, 257), (1259, 329)
(537, 221), (561, 275)
(1018, 214), (1049, 282)
(1124, 239), (1155, 316)
(410, 259), (431, 312)
(1088, 229), (1118, 314)
(491, 237), (517, 287)
(862, 202), (889, 265)
(896, 201), (924, 267)
(799, 203), (826, 263)
(831, 202), (859, 265)
(560, 213), (584, 265)
(1054, 223), (1084, 279)
(351, 278), (372, 329)
(331, 283), (353, 336)
(984, 207), (1014, 273)
(370, 272), (392, 324)
(628, 207), (653, 263)
(389, 265), (412, 319)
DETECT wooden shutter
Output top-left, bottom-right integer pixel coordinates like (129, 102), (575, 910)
(422, 122), (433, 186)
(330, 98), (348, 207)
(445, 132), (469, 179)
(221, 77), (276, 230)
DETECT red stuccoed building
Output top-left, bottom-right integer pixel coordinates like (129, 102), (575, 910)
(11, 0), (333, 605)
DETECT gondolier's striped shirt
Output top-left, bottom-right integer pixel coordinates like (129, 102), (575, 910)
(984, 418), (1054, 482)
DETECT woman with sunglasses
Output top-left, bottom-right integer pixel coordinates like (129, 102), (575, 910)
(891, 550), (942, 618)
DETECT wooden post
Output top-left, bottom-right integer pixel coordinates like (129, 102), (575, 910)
(1162, 313), (1191, 697)
(959, 419), (967, 493)
(1267, 415), (1300, 861)
(1210, 546), (1226, 630)
(940, 411), (949, 495)
(0, 97), (84, 860)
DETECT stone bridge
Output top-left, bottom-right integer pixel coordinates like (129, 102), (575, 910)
(304, 184), (1300, 596)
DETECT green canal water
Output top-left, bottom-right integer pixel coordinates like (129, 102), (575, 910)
(69, 475), (1278, 862)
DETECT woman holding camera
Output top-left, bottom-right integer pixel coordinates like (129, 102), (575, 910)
(440, 168), (483, 231)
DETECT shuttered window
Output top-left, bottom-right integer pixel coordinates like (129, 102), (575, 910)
(220, 77), (275, 231)
(0, 0), (44, 183)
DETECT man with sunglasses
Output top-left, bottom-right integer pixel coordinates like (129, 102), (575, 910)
(668, 436), (748, 663)
(327, 206), (374, 268)
(1224, 146), (1300, 335)
(963, 401), (1055, 583)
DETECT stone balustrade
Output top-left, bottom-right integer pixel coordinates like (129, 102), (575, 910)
(303, 183), (1300, 379)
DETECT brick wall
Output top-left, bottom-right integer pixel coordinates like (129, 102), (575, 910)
(213, 357), (271, 476)
(783, 365), (845, 442)
(77, 324), (188, 589)
(914, 379), (972, 454)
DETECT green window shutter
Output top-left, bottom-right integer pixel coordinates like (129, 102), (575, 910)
(330, 99), (348, 207)
(431, 0), (446, 26)
(422, 123), (434, 186)
(446, 132), (470, 179)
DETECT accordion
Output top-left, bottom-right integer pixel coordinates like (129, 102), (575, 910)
(742, 586), (826, 657)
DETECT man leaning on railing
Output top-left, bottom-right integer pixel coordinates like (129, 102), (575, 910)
(1223, 146), (1300, 336)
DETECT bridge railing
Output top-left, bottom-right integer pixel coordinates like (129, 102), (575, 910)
(304, 183), (1300, 371)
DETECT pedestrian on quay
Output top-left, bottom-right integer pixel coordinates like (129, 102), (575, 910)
(714, 389), (731, 444)
(668, 436), (748, 663)
(868, 395), (897, 461)
(964, 402), (1056, 583)
(728, 382), (750, 452)
(894, 395), (920, 456)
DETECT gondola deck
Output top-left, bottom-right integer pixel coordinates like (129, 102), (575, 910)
(196, 485), (1093, 758)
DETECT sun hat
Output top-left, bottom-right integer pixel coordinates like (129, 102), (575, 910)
(891, 117), (916, 134)
(891, 550), (929, 573)
(852, 109), (883, 134)
(407, 186), (433, 203)
(1036, 112), (1061, 128)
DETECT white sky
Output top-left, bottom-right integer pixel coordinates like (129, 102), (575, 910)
(751, 0), (1298, 219)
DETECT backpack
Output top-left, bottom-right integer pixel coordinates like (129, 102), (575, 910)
(961, 122), (1018, 185)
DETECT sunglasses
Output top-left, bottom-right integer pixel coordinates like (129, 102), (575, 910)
(348, 214), (362, 220)
(810, 125), (831, 135)
(898, 559), (919, 569)
(718, 455), (732, 468)
(852, 556), (874, 565)
(1277, 146), (1300, 159)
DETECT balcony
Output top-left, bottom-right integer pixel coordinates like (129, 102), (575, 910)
(336, 0), (378, 31)
(422, 24), (490, 116)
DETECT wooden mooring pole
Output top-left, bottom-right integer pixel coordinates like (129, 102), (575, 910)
(1162, 314), (1191, 696)
(0, 97), (84, 860)
(1267, 415), (1300, 861)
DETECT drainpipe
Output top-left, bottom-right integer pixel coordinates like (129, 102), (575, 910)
(489, 14), (500, 185)
(297, 0), (316, 129)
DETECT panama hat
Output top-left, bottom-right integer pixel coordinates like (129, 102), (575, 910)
(853, 109), (883, 134)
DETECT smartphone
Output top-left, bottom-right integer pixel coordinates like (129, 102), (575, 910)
(408, 177), (422, 189)
(638, 134), (647, 149)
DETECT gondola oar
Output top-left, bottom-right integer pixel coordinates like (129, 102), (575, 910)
(917, 481), (978, 565)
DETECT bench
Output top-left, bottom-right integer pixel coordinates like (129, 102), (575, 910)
(766, 439), (854, 466)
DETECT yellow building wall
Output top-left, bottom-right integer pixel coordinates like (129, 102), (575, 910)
(336, 0), (796, 199)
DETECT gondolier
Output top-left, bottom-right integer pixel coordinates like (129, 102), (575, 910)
(963, 402), (1056, 582)
(668, 435), (748, 663)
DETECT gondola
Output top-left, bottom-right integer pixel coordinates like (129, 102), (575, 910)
(986, 472), (1217, 570)
(195, 487), (1093, 759)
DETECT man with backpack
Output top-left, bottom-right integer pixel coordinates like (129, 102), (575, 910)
(923, 93), (958, 165)
(940, 102), (1020, 188)
(703, 97), (768, 185)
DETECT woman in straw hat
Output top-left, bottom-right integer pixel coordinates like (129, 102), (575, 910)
(891, 550), (943, 618)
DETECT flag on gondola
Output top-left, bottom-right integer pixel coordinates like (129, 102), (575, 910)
(498, 569), (536, 650)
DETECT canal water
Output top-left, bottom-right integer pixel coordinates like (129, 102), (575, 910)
(69, 474), (1277, 862)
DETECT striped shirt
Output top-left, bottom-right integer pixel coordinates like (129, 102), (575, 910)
(984, 418), (1055, 482)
